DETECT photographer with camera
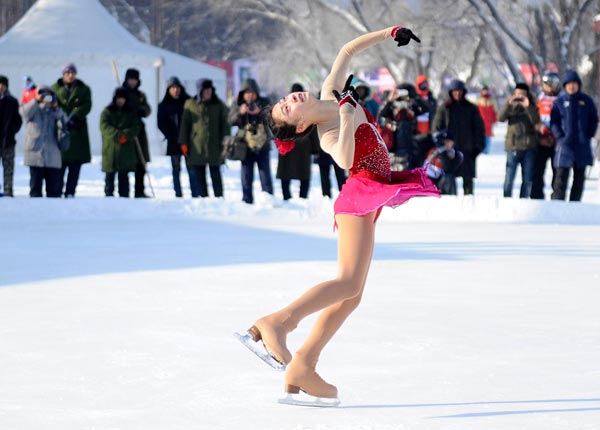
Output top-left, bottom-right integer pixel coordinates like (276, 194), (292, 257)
(228, 78), (273, 204)
(21, 86), (69, 197)
(498, 83), (540, 198)
(424, 129), (464, 195)
(378, 83), (422, 171)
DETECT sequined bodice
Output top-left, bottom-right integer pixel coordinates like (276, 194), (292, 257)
(349, 122), (392, 182)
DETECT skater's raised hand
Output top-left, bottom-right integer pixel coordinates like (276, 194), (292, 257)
(332, 74), (359, 109)
(391, 26), (421, 46)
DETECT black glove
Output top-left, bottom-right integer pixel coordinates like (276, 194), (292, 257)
(332, 74), (359, 108)
(391, 27), (421, 46)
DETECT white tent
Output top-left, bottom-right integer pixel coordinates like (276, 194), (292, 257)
(0, 0), (227, 155)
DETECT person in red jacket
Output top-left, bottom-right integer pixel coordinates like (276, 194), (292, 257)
(476, 85), (497, 154)
(20, 76), (37, 105)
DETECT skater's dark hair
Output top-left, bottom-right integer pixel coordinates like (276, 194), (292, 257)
(266, 105), (315, 142)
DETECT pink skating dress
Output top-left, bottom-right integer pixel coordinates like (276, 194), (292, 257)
(333, 111), (440, 221)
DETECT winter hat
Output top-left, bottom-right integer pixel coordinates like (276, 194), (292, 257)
(24, 76), (35, 90)
(415, 75), (429, 96)
(125, 68), (140, 81)
(113, 86), (128, 99)
(448, 79), (466, 92)
(62, 63), (77, 74)
(514, 82), (530, 95)
(196, 78), (214, 92)
(166, 76), (183, 89)
(290, 83), (304, 93)
(562, 70), (581, 87)
(0, 75), (8, 87)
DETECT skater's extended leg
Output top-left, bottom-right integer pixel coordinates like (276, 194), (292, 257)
(252, 213), (376, 365)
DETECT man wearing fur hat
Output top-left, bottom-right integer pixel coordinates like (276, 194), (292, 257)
(158, 76), (191, 197)
(550, 70), (598, 201)
(51, 63), (92, 197)
(122, 68), (152, 198)
(178, 79), (230, 198)
(0, 75), (22, 197)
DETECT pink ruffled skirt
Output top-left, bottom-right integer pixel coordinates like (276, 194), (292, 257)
(334, 167), (440, 222)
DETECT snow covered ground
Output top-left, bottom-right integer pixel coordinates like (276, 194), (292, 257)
(1, 129), (600, 430)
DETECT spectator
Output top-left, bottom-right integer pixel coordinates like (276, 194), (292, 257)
(413, 75), (438, 167)
(179, 79), (230, 198)
(51, 63), (92, 198)
(498, 83), (540, 198)
(22, 87), (69, 197)
(476, 85), (498, 154)
(20, 76), (37, 105)
(276, 83), (316, 200)
(122, 68), (152, 198)
(550, 70), (598, 202)
(531, 71), (560, 200)
(315, 147), (346, 198)
(351, 78), (380, 119)
(424, 129), (464, 195)
(228, 78), (273, 204)
(157, 76), (191, 197)
(0, 75), (23, 197)
(378, 84), (421, 170)
(100, 87), (140, 197)
(433, 79), (485, 195)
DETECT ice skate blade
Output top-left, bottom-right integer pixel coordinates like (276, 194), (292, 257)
(278, 392), (340, 408)
(233, 332), (286, 371)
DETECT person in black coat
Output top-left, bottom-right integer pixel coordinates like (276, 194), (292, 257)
(433, 79), (485, 195)
(0, 75), (23, 197)
(157, 76), (191, 197)
(276, 83), (317, 200)
(122, 68), (152, 198)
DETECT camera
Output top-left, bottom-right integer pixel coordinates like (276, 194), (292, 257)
(246, 101), (257, 112)
(513, 97), (524, 102)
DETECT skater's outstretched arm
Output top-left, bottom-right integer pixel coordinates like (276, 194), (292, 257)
(320, 26), (420, 168)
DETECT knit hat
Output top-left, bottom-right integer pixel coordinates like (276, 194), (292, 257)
(113, 86), (129, 99)
(0, 75), (8, 87)
(62, 63), (77, 74)
(166, 76), (183, 89)
(196, 78), (214, 92)
(125, 68), (140, 81)
(515, 82), (530, 95)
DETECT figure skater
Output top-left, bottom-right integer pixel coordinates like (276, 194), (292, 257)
(238, 26), (439, 406)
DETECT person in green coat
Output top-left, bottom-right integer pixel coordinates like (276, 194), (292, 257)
(51, 63), (92, 197)
(178, 79), (230, 197)
(122, 68), (152, 198)
(100, 87), (140, 197)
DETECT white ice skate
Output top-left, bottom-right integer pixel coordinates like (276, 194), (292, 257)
(234, 331), (286, 371)
(278, 389), (340, 408)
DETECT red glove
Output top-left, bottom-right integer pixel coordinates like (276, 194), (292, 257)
(391, 26), (421, 46)
(332, 74), (359, 109)
(181, 144), (188, 157)
(118, 133), (127, 145)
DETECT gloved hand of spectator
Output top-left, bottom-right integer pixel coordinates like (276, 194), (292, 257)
(332, 74), (359, 109)
(181, 144), (189, 157)
(118, 133), (127, 145)
(391, 26), (421, 46)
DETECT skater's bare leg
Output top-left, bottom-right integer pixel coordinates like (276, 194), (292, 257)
(284, 213), (376, 396)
